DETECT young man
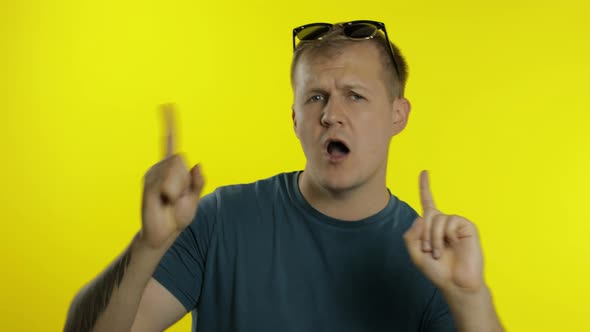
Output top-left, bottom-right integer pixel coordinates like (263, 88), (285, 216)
(65, 21), (504, 332)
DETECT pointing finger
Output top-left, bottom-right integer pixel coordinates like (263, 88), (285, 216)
(420, 170), (436, 213)
(161, 103), (176, 158)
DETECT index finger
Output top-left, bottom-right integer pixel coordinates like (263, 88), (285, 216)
(419, 170), (436, 213)
(161, 103), (176, 158)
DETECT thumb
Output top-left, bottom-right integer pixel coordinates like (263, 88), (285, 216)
(404, 217), (424, 258)
(404, 216), (424, 242)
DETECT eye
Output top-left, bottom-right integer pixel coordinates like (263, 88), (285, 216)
(350, 92), (365, 101)
(309, 94), (325, 102)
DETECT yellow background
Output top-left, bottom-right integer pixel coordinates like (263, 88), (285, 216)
(1, 0), (589, 330)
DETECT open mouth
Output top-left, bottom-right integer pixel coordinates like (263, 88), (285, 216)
(326, 140), (350, 158)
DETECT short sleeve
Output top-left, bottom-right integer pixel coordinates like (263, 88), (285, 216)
(152, 192), (217, 312)
(422, 289), (457, 332)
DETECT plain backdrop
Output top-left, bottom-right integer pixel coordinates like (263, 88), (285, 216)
(1, 0), (589, 330)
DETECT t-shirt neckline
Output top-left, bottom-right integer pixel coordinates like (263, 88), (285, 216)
(288, 170), (398, 230)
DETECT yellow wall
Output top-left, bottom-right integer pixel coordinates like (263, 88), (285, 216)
(1, 0), (589, 330)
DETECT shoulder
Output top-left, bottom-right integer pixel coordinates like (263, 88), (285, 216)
(389, 194), (420, 232)
(186, 172), (296, 242)
(200, 171), (296, 214)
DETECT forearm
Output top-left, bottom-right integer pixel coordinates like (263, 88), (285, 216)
(64, 232), (172, 332)
(443, 286), (504, 332)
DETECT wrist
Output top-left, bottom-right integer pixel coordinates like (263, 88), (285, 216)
(440, 281), (488, 304)
(136, 228), (180, 251)
(132, 230), (176, 264)
(442, 285), (504, 332)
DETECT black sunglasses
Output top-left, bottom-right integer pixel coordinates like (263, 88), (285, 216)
(292, 20), (400, 79)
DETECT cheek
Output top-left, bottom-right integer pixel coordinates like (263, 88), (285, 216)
(356, 115), (393, 153)
(295, 115), (317, 145)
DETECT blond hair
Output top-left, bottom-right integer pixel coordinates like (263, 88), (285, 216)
(291, 25), (409, 99)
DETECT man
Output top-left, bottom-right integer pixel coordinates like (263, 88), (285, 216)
(65, 21), (504, 331)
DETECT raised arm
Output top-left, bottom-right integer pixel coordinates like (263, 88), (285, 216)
(64, 104), (204, 332)
(403, 171), (504, 332)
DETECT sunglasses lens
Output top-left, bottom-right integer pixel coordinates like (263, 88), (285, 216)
(296, 25), (332, 41)
(343, 23), (379, 38)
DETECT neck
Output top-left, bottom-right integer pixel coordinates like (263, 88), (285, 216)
(298, 170), (390, 221)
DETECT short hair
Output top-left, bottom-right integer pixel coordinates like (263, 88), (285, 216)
(290, 24), (409, 100)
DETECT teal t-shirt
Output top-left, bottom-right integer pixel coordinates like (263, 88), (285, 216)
(153, 171), (456, 331)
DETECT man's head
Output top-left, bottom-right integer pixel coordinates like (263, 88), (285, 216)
(291, 22), (411, 194)
(291, 22), (409, 100)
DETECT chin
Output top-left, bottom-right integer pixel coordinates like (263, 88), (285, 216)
(313, 166), (362, 193)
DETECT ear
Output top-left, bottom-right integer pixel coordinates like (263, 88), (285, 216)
(390, 97), (411, 136)
(291, 105), (300, 139)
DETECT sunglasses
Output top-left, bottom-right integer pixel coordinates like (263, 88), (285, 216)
(292, 20), (400, 79)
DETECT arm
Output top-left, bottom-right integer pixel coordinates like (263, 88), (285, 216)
(404, 171), (504, 332)
(65, 104), (204, 332)
(64, 234), (186, 332)
(441, 286), (502, 332)
(131, 277), (188, 332)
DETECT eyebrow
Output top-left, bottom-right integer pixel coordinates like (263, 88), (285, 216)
(304, 88), (329, 95)
(304, 83), (369, 94)
(341, 83), (369, 91)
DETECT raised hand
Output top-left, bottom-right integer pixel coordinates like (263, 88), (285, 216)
(139, 104), (205, 249)
(403, 171), (484, 293)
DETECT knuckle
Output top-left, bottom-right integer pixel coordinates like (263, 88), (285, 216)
(422, 225), (431, 239)
(143, 169), (154, 185)
(162, 153), (180, 168)
(402, 232), (411, 242)
(449, 214), (468, 221)
(165, 155), (185, 174)
(423, 207), (437, 216)
(423, 210), (437, 225)
(144, 163), (164, 190)
(431, 232), (442, 242)
(431, 218), (445, 244)
(165, 154), (179, 168)
(433, 213), (446, 222)
(172, 153), (187, 165)
(145, 161), (162, 177)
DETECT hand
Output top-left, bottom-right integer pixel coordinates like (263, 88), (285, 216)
(403, 171), (484, 294)
(139, 104), (205, 249)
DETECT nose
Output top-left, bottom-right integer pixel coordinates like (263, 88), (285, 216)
(320, 97), (346, 127)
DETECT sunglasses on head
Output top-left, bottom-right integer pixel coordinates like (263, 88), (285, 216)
(292, 20), (400, 78)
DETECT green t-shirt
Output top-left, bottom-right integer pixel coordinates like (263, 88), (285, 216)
(153, 171), (456, 331)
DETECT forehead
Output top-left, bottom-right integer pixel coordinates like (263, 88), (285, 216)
(293, 42), (386, 91)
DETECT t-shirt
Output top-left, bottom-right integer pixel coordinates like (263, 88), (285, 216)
(153, 171), (456, 332)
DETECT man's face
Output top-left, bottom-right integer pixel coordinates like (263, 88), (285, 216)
(292, 42), (409, 192)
